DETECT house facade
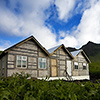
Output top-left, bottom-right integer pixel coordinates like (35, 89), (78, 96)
(0, 36), (90, 80)
(71, 50), (91, 80)
(47, 44), (73, 80)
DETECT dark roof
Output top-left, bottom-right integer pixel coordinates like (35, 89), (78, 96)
(0, 35), (50, 58)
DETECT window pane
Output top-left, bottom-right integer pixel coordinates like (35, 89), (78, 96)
(17, 56), (21, 60)
(75, 65), (78, 69)
(23, 56), (27, 60)
(17, 56), (27, 68)
(17, 60), (21, 67)
(42, 62), (46, 68)
(22, 60), (26, 67)
(39, 58), (42, 68)
(42, 58), (46, 62)
(83, 66), (86, 70)
(39, 58), (42, 62)
(39, 62), (42, 68)
(39, 58), (46, 68)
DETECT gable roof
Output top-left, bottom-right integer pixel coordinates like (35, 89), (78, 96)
(48, 44), (62, 54)
(0, 36), (50, 57)
(71, 50), (82, 57)
(71, 49), (91, 63)
(48, 44), (74, 58)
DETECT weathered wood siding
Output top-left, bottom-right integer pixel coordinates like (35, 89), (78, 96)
(0, 55), (7, 77)
(51, 47), (72, 77)
(7, 39), (49, 78)
(0, 59), (1, 77)
(72, 52), (89, 76)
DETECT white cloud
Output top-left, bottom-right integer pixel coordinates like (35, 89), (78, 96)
(0, 0), (100, 50)
(58, 34), (78, 47)
(55, 0), (76, 21)
(58, 0), (100, 48)
(0, 40), (12, 51)
(75, 0), (100, 47)
(0, 0), (57, 49)
(59, 31), (66, 39)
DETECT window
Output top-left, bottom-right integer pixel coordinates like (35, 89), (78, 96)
(83, 63), (87, 70)
(38, 58), (46, 69)
(74, 62), (78, 69)
(16, 56), (27, 68)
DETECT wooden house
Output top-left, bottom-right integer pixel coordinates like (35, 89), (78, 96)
(0, 36), (50, 78)
(0, 36), (90, 80)
(71, 50), (91, 80)
(47, 44), (74, 80)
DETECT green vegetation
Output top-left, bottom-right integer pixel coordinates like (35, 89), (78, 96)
(81, 41), (100, 63)
(0, 51), (2, 54)
(89, 62), (100, 80)
(1, 73), (100, 100)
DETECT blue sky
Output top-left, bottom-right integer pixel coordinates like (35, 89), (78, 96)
(0, 0), (100, 50)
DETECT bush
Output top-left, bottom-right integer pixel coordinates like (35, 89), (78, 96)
(1, 73), (100, 100)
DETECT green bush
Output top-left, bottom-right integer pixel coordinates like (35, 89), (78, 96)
(1, 73), (100, 100)
(89, 62), (100, 80)
(0, 51), (2, 54)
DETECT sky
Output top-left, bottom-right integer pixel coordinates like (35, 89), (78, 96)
(0, 0), (100, 51)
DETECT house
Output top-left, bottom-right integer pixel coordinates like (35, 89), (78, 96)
(71, 50), (91, 80)
(0, 36), (90, 80)
(47, 44), (74, 80)
(0, 36), (50, 78)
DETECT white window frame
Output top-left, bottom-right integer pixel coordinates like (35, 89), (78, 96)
(38, 58), (46, 69)
(16, 55), (27, 68)
(74, 62), (78, 69)
(83, 63), (87, 70)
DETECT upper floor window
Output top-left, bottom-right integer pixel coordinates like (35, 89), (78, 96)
(38, 58), (46, 69)
(16, 56), (27, 68)
(74, 62), (78, 69)
(83, 63), (87, 70)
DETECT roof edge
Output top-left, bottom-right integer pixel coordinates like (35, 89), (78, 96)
(0, 35), (50, 57)
(81, 50), (91, 63)
(50, 44), (62, 56)
(50, 44), (74, 59)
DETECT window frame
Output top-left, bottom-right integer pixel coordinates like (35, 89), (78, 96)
(74, 62), (78, 69)
(16, 55), (27, 68)
(38, 58), (46, 69)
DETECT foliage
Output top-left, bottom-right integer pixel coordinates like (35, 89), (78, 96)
(0, 51), (2, 54)
(1, 73), (100, 100)
(89, 62), (100, 80)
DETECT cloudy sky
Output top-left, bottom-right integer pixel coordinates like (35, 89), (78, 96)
(0, 0), (100, 50)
